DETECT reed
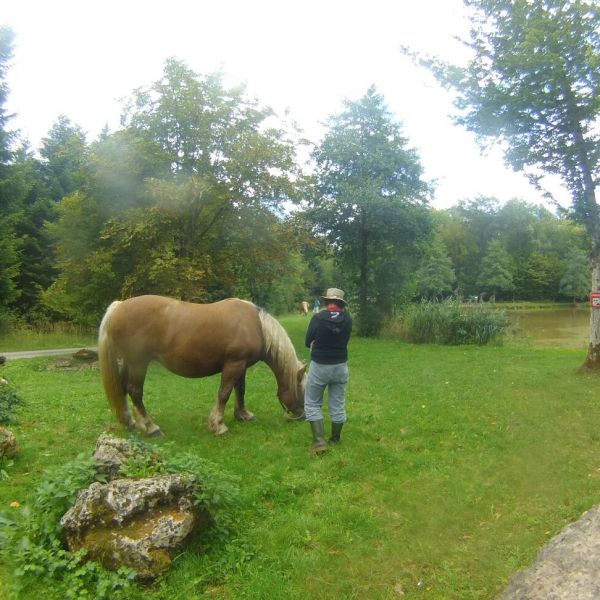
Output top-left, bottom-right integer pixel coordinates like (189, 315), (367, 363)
(398, 299), (509, 345)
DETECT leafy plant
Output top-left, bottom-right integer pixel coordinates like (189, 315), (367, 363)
(118, 437), (166, 479)
(0, 385), (25, 425)
(0, 439), (253, 599)
(0, 453), (136, 600)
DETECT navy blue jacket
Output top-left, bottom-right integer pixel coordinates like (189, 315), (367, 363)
(305, 307), (352, 364)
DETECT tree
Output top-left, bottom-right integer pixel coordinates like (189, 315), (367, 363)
(0, 27), (21, 313)
(406, 0), (600, 364)
(477, 239), (514, 299)
(312, 86), (431, 335)
(40, 115), (87, 200)
(515, 251), (561, 300)
(414, 236), (457, 299)
(440, 197), (500, 295)
(560, 247), (590, 304)
(45, 60), (307, 322)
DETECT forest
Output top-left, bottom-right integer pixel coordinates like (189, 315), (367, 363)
(1, 0), (599, 338)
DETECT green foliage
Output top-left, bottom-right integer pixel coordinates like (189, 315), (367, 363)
(560, 247), (590, 302)
(311, 86), (432, 333)
(515, 251), (562, 301)
(0, 453), (137, 600)
(0, 384), (24, 425)
(414, 236), (457, 299)
(166, 451), (244, 540)
(477, 238), (515, 298)
(400, 299), (508, 345)
(0, 437), (250, 599)
(409, 0), (600, 241)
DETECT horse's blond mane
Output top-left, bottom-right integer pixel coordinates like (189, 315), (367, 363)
(257, 308), (300, 392)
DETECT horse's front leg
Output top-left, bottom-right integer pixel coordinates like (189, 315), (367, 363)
(233, 372), (256, 422)
(209, 363), (242, 435)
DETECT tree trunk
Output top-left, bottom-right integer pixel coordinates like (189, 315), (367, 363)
(584, 252), (600, 368)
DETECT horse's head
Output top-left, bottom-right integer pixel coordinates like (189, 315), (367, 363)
(279, 361), (306, 419)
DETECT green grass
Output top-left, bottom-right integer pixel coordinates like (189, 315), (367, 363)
(1, 314), (600, 599)
(0, 323), (96, 352)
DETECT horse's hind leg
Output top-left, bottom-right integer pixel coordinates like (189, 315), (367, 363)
(113, 363), (135, 430)
(233, 372), (256, 422)
(126, 364), (163, 437)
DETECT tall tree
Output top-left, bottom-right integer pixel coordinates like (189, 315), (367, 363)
(406, 0), (600, 364)
(477, 238), (515, 299)
(312, 86), (431, 335)
(414, 236), (457, 299)
(0, 27), (21, 314)
(40, 115), (87, 200)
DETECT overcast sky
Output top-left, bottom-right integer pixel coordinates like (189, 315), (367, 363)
(3, 0), (570, 209)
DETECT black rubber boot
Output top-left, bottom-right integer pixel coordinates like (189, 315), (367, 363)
(309, 420), (328, 454)
(330, 422), (344, 444)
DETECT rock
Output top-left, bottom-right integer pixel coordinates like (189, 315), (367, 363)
(0, 427), (18, 457)
(73, 348), (98, 362)
(497, 505), (600, 599)
(92, 433), (161, 480)
(60, 473), (207, 580)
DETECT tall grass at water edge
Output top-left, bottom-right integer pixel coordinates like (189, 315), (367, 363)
(1, 314), (600, 598)
(392, 300), (509, 345)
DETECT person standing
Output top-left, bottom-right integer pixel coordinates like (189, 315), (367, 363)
(304, 288), (352, 454)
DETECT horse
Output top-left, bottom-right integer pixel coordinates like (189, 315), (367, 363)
(300, 301), (309, 316)
(98, 295), (306, 436)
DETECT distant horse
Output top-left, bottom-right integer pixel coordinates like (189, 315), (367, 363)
(98, 295), (306, 436)
(300, 301), (309, 316)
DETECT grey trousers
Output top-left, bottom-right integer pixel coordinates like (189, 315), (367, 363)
(304, 361), (349, 423)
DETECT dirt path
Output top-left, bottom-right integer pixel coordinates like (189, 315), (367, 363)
(0, 348), (97, 361)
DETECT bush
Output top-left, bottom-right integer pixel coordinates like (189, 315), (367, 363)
(0, 385), (25, 425)
(356, 305), (385, 337)
(399, 300), (508, 345)
(0, 309), (20, 336)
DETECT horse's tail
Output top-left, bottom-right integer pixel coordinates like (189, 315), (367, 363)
(98, 301), (129, 426)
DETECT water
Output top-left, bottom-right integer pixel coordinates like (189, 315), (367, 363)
(508, 308), (590, 349)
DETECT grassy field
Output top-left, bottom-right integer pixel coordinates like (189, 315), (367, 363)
(1, 315), (600, 599)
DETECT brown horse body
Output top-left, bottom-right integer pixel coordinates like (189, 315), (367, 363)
(98, 295), (306, 436)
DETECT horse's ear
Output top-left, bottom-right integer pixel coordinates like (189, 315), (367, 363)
(297, 363), (307, 382)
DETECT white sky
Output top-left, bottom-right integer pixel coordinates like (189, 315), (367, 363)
(3, 0), (571, 209)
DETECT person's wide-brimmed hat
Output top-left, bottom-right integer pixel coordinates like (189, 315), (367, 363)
(322, 288), (347, 306)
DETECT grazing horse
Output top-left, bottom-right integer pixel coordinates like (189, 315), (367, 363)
(98, 295), (306, 436)
(300, 301), (309, 316)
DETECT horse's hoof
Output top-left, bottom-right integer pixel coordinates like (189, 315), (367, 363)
(234, 411), (256, 422)
(214, 424), (229, 435)
(147, 427), (164, 437)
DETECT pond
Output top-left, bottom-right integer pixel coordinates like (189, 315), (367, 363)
(507, 307), (590, 349)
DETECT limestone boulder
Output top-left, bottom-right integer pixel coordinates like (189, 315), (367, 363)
(60, 473), (207, 579)
(92, 433), (161, 480)
(0, 426), (18, 457)
(497, 504), (600, 599)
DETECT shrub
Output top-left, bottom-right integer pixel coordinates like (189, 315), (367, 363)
(399, 300), (508, 345)
(0, 385), (25, 425)
(0, 309), (20, 336)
